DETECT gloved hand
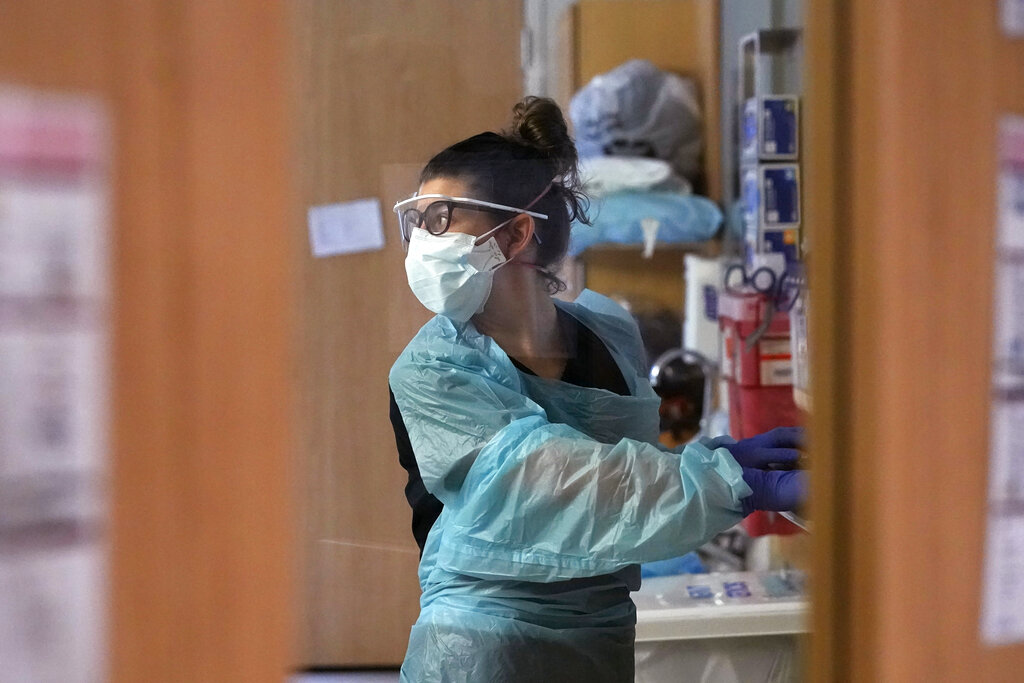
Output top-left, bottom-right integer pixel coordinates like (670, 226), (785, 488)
(723, 426), (804, 470)
(740, 468), (807, 516)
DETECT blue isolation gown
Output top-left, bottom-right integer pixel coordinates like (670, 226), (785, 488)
(389, 290), (751, 682)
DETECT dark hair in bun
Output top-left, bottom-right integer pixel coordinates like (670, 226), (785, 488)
(420, 96), (591, 293)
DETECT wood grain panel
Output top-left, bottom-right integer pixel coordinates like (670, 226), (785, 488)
(575, 1), (702, 85)
(291, 0), (524, 666)
(0, 1), (113, 90)
(807, 1), (1024, 680)
(110, 2), (297, 681)
(803, 2), (845, 680)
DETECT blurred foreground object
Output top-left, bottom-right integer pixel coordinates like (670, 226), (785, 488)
(0, 88), (111, 682)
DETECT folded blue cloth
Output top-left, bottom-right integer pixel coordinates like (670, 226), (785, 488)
(569, 191), (723, 256)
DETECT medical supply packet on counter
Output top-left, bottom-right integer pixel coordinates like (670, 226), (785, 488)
(633, 570), (808, 642)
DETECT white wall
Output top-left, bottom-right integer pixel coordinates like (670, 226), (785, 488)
(523, 0), (577, 98)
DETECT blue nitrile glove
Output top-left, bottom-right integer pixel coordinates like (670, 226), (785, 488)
(740, 468), (808, 516)
(724, 426), (804, 470)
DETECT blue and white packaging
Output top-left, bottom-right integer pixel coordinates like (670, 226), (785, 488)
(762, 228), (800, 263)
(742, 164), (801, 264)
(760, 163), (800, 226)
(743, 229), (800, 267)
(741, 96), (800, 162)
(742, 164), (800, 227)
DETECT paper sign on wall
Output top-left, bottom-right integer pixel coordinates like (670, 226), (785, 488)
(981, 115), (1024, 646)
(308, 198), (386, 257)
(1003, 0), (1024, 37)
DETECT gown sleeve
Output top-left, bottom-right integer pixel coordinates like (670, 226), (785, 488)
(389, 349), (752, 582)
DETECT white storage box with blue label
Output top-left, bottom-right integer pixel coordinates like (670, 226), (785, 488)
(742, 96), (800, 162)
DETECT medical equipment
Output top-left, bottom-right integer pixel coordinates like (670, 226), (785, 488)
(649, 347), (716, 439)
(742, 164), (802, 263)
(742, 95), (801, 162)
(738, 30), (804, 268)
(718, 273), (804, 538)
(779, 511), (810, 532)
(722, 426), (802, 470)
(403, 227), (512, 322)
(392, 192), (548, 247)
(713, 428), (806, 515)
(724, 261), (802, 349)
(739, 468), (807, 516)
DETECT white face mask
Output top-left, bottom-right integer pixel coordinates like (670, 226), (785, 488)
(404, 219), (513, 322)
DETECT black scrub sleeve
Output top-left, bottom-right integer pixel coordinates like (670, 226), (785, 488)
(389, 386), (443, 556)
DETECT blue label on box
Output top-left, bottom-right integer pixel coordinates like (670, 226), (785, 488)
(761, 97), (798, 158)
(724, 581), (752, 598)
(762, 165), (800, 225)
(762, 229), (800, 263)
(702, 285), (719, 322)
(687, 585), (714, 599)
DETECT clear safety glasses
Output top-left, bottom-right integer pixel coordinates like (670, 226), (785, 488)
(392, 194), (548, 248)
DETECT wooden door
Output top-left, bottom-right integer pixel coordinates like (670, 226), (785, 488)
(0, 2), (297, 682)
(290, 1), (524, 667)
(806, 1), (1024, 680)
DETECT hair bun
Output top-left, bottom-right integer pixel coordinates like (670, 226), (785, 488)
(508, 96), (578, 180)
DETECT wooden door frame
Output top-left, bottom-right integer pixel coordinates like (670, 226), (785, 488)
(108, 3), (297, 681)
(806, 2), (1024, 680)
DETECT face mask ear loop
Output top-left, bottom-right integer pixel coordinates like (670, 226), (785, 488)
(523, 181), (555, 245)
(524, 181), (554, 210)
(472, 215), (517, 246)
(473, 179), (557, 249)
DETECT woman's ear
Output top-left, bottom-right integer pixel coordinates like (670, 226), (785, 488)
(503, 214), (536, 260)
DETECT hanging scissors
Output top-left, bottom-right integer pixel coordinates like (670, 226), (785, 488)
(724, 263), (802, 348)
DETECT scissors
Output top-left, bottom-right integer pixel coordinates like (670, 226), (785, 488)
(724, 263), (803, 348)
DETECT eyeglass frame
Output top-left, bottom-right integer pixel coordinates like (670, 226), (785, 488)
(392, 193), (547, 247)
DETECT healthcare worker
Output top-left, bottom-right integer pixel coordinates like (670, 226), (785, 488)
(388, 96), (805, 682)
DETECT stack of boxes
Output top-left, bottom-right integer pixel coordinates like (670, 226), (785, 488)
(738, 30), (802, 266)
(723, 29), (805, 537)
